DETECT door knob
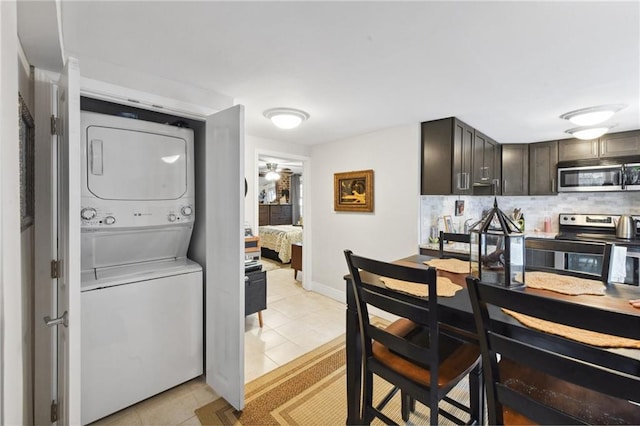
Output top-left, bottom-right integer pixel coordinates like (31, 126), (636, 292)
(44, 311), (68, 328)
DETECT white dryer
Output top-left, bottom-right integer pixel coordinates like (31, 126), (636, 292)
(79, 112), (203, 425)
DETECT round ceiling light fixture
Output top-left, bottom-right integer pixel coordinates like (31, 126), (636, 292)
(565, 124), (617, 140)
(560, 104), (626, 126)
(263, 108), (310, 129)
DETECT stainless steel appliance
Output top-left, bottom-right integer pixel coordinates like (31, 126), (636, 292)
(557, 162), (640, 192)
(555, 213), (640, 285)
(615, 215), (639, 239)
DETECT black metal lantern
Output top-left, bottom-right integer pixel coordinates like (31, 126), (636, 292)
(470, 198), (525, 287)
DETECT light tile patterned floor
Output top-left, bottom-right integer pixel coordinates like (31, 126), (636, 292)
(90, 260), (345, 425)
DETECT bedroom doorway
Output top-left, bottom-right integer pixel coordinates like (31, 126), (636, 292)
(255, 152), (308, 288)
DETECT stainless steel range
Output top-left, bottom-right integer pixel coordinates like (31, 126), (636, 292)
(555, 213), (640, 285)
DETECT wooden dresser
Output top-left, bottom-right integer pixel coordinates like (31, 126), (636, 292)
(259, 204), (292, 226)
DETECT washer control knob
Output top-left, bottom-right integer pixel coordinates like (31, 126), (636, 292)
(168, 214), (177, 222)
(104, 216), (116, 225)
(81, 208), (97, 221)
(181, 206), (193, 216)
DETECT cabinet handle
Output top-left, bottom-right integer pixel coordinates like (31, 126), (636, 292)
(503, 180), (507, 193)
(481, 166), (489, 181)
(551, 178), (555, 193)
(493, 179), (500, 195)
(457, 173), (470, 190)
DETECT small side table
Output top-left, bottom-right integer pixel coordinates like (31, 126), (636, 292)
(291, 242), (302, 280)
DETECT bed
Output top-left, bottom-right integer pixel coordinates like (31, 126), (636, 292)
(258, 225), (303, 263)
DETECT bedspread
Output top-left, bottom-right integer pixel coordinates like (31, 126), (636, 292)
(258, 225), (303, 263)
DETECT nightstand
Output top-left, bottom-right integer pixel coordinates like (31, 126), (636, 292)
(291, 242), (302, 280)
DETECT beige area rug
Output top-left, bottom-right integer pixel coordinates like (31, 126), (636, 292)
(195, 334), (473, 425)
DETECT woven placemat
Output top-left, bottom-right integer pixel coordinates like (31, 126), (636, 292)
(423, 258), (470, 274)
(503, 308), (640, 348)
(380, 276), (462, 297)
(515, 271), (605, 296)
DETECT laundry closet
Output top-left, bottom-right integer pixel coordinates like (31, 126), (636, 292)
(36, 59), (246, 424)
(78, 100), (207, 424)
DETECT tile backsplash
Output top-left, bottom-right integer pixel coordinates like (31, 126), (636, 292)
(420, 192), (640, 244)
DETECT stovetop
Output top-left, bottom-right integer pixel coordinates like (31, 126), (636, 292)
(556, 213), (640, 247)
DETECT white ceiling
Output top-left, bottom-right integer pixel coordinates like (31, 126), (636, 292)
(56, 1), (639, 146)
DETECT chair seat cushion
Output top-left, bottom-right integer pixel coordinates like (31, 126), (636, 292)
(372, 318), (480, 388)
(499, 358), (640, 425)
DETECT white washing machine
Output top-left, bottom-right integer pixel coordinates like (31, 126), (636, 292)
(79, 111), (203, 425)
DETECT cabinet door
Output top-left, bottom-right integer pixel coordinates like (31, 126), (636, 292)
(421, 118), (455, 195)
(473, 131), (488, 184)
(599, 130), (640, 158)
(502, 144), (529, 195)
(529, 140), (558, 195)
(453, 120), (473, 194)
(558, 138), (598, 162)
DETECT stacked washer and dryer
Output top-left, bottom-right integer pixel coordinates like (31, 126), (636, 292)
(79, 111), (203, 424)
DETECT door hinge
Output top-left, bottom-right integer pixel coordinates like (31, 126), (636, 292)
(50, 400), (58, 422)
(50, 115), (62, 136)
(51, 259), (61, 279)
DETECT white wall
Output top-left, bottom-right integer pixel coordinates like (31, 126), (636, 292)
(1, 1), (24, 424)
(309, 124), (421, 299)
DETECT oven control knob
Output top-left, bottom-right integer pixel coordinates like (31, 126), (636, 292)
(181, 206), (193, 216)
(81, 208), (97, 221)
(104, 216), (116, 225)
(168, 214), (177, 222)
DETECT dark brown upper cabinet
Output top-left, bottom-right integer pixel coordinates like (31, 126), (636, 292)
(529, 140), (558, 195)
(599, 130), (640, 158)
(558, 130), (640, 162)
(501, 144), (529, 196)
(421, 117), (473, 195)
(472, 130), (500, 194)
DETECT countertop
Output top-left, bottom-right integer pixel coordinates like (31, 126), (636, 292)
(420, 231), (558, 255)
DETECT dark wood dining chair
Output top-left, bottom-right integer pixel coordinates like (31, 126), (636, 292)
(439, 231), (471, 260)
(344, 250), (482, 425)
(466, 276), (640, 425)
(524, 238), (612, 282)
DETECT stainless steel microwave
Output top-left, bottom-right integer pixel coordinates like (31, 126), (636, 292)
(557, 163), (640, 192)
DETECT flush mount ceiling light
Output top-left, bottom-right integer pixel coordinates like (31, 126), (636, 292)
(265, 163), (281, 181)
(560, 104), (626, 126)
(263, 108), (310, 129)
(566, 124), (617, 140)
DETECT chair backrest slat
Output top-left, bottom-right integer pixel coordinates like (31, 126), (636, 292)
(489, 331), (640, 402)
(439, 231), (471, 260)
(467, 276), (640, 425)
(525, 238), (612, 282)
(360, 287), (428, 324)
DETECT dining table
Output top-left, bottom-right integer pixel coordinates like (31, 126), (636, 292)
(344, 253), (640, 425)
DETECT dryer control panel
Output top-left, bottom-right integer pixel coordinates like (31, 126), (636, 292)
(80, 199), (195, 228)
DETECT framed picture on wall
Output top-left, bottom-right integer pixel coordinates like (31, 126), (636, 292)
(19, 94), (35, 231)
(455, 200), (464, 216)
(443, 215), (454, 233)
(334, 169), (374, 212)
